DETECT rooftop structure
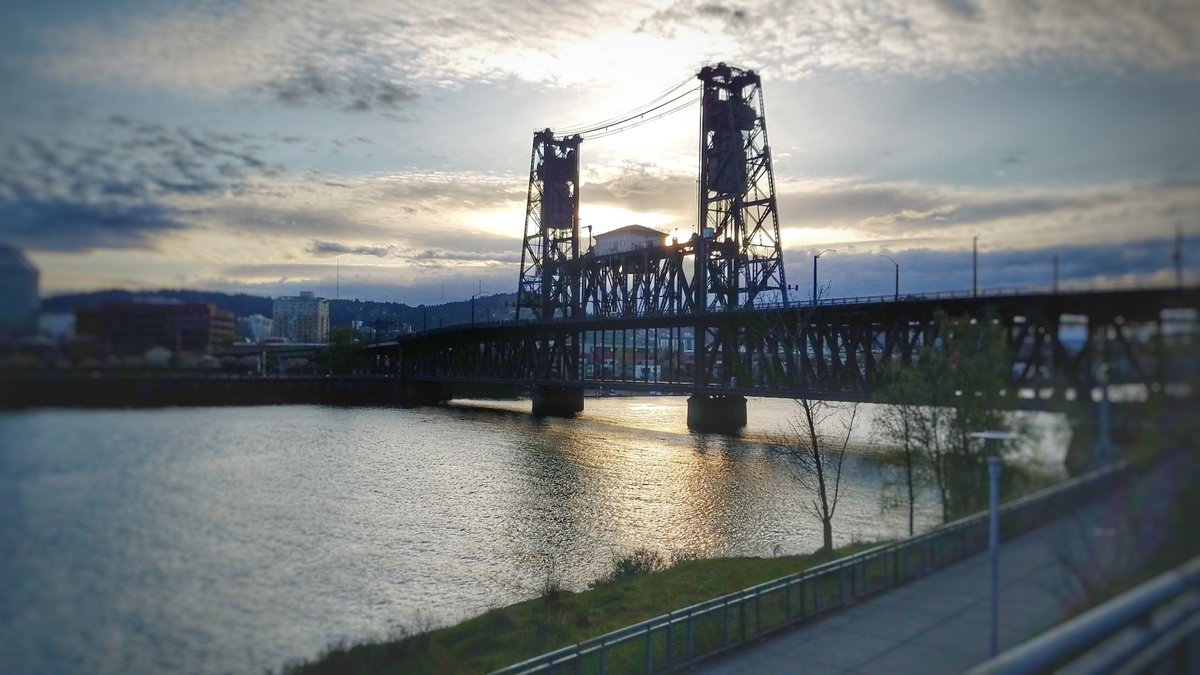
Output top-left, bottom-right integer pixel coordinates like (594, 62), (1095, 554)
(591, 224), (667, 256)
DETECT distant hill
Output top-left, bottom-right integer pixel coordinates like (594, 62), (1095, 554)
(42, 289), (518, 331)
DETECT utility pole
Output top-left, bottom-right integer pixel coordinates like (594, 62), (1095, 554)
(1176, 222), (1184, 289)
(973, 236), (978, 297)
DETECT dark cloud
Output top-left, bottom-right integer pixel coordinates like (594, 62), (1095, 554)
(303, 236), (522, 265)
(0, 118), (284, 252)
(639, 1), (757, 35)
(0, 198), (189, 252)
(262, 64), (418, 113)
(783, 236), (1196, 299)
(308, 240), (396, 257)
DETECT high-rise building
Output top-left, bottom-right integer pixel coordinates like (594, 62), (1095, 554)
(272, 291), (329, 343)
(0, 245), (39, 340)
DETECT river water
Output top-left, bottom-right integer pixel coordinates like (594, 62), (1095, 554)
(0, 398), (1068, 674)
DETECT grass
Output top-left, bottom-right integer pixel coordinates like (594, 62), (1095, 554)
(283, 541), (882, 675)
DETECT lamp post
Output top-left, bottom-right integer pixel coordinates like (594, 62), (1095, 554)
(879, 254), (899, 301)
(814, 248), (836, 305)
(970, 430), (1017, 657)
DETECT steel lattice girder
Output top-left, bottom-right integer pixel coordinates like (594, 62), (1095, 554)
(389, 288), (1199, 405)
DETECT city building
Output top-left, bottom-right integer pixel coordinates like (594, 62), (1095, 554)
(236, 314), (274, 343)
(591, 224), (667, 256)
(76, 302), (235, 356)
(0, 245), (39, 340)
(272, 291), (329, 343)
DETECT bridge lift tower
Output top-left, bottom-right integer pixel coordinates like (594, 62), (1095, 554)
(514, 63), (788, 424)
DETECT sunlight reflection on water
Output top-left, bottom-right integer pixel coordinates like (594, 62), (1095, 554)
(0, 398), (1067, 674)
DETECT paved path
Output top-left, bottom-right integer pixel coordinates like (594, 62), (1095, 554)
(693, 461), (1183, 674)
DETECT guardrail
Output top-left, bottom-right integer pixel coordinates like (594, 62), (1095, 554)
(967, 556), (1200, 674)
(492, 462), (1131, 675)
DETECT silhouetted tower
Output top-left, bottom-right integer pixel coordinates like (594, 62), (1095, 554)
(695, 63), (788, 311)
(694, 63), (788, 389)
(516, 129), (582, 382)
(516, 129), (582, 320)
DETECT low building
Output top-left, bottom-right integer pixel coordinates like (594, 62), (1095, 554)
(591, 224), (666, 256)
(0, 245), (39, 340)
(272, 291), (329, 343)
(236, 314), (274, 343)
(76, 302), (235, 356)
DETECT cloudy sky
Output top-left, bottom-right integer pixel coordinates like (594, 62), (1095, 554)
(1, 0), (1197, 305)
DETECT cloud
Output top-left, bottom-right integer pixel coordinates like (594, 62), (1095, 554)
(307, 240), (397, 257)
(36, 0), (1198, 108)
(0, 198), (190, 252)
(261, 64), (418, 112)
(582, 161), (696, 214)
(774, 177), (1200, 252)
(0, 118), (286, 252)
(786, 235), (1198, 299)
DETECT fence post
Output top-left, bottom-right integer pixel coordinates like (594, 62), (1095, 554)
(723, 600), (730, 647)
(666, 620), (673, 670)
(645, 627), (653, 674)
(686, 610), (694, 663)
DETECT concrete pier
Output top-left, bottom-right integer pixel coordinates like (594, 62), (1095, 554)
(531, 386), (585, 418)
(687, 394), (747, 433)
(399, 381), (453, 407)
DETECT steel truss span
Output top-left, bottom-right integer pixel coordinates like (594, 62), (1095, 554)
(387, 288), (1200, 405)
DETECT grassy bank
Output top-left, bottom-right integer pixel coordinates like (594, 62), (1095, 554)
(284, 541), (881, 675)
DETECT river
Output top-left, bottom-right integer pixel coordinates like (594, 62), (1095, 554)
(0, 397), (1069, 674)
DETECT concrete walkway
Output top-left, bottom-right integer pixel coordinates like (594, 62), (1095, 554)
(694, 461), (1184, 674)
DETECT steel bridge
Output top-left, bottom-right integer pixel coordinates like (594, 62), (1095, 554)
(373, 64), (1199, 430)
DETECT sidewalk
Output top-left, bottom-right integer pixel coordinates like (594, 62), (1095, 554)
(694, 461), (1182, 674)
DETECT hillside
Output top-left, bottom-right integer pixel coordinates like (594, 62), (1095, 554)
(42, 289), (518, 331)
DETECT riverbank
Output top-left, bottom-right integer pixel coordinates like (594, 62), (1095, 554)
(283, 542), (881, 674)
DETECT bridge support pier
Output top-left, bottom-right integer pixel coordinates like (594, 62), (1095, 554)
(532, 386), (584, 418)
(398, 381), (452, 407)
(687, 394), (747, 434)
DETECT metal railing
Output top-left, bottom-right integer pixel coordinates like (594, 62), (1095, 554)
(968, 556), (1200, 674)
(492, 463), (1132, 675)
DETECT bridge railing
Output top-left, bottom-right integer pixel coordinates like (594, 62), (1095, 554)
(491, 462), (1131, 675)
(967, 556), (1200, 674)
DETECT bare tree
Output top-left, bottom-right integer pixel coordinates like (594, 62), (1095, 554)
(778, 398), (860, 553)
(874, 362), (926, 536)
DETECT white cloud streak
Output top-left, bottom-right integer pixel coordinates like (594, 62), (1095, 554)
(36, 0), (1200, 107)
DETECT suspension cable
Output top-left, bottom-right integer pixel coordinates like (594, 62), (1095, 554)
(579, 95), (700, 140)
(555, 74), (699, 136)
(567, 87), (700, 139)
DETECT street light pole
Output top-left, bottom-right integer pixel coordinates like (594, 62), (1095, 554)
(970, 430), (1016, 658)
(814, 248), (836, 305)
(880, 254), (899, 301)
